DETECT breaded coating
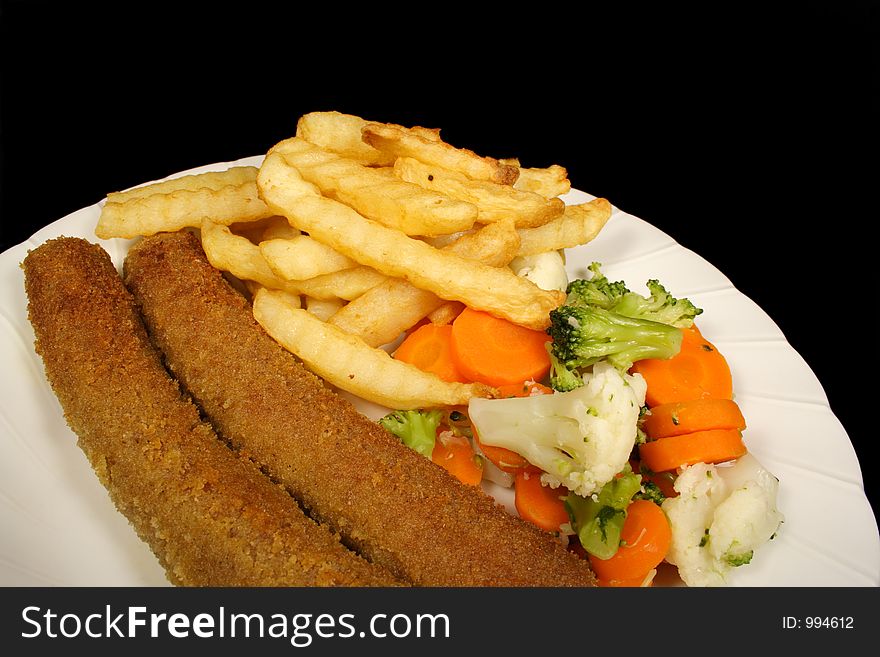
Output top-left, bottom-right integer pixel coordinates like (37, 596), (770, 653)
(124, 231), (597, 587)
(23, 237), (400, 587)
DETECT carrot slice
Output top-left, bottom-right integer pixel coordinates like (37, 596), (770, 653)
(450, 307), (551, 387)
(393, 323), (468, 383)
(643, 398), (746, 440)
(475, 430), (535, 474)
(630, 325), (732, 407)
(432, 433), (483, 486)
(589, 499), (671, 583)
(638, 428), (747, 473)
(496, 381), (554, 398)
(514, 470), (570, 533)
(475, 381), (552, 474)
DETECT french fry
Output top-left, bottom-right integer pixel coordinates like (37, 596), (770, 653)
(393, 157), (564, 228)
(500, 159), (572, 198)
(362, 122), (519, 185)
(200, 219), (302, 294)
(271, 138), (478, 236)
(304, 295), (345, 322)
(252, 287), (495, 409)
(420, 230), (475, 249)
(228, 215), (280, 244)
(203, 219), (383, 300)
(249, 284), (302, 310)
(261, 215), (301, 241)
(105, 167), (259, 204)
(258, 150), (563, 330)
(427, 301), (465, 325)
(516, 198), (613, 256)
(260, 234), (358, 280)
(96, 167), (272, 239)
(292, 266), (388, 301)
(328, 221), (521, 346)
(296, 111), (440, 167)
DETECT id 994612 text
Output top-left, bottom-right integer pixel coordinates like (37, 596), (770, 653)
(782, 616), (854, 630)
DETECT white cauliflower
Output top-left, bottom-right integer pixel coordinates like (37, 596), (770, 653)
(467, 361), (646, 497)
(509, 250), (569, 293)
(662, 453), (784, 586)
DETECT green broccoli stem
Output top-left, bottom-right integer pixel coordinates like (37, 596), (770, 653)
(565, 467), (642, 560)
(547, 345), (584, 392)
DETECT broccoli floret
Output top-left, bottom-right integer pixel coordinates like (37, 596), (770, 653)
(566, 263), (701, 327)
(565, 465), (643, 559)
(547, 304), (683, 372)
(550, 263), (699, 379)
(547, 344), (584, 392)
(565, 262), (629, 310)
(612, 278), (703, 328)
(378, 409), (443, 458)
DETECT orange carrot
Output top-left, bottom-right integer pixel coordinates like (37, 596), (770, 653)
(589, 499), (671, 583)
(638, 428), (747, 473)
(475, 381), (552, 474)
(630, 324), (732, 408)
(514, 470), (570, 533)
(496, 381), (554, 398)
(449, 307), (551, 387)
(393, 323), (468, 383)
(431, 432), (483, 486)
(643, 398), (746, 440)
(475, 429), (535, 474)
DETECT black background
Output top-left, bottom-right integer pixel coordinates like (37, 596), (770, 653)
(1, 0), (877, 528)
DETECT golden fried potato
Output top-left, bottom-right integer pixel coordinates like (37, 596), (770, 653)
(362, 122), (519, 185)
(304, 295), (345, 322)
(328, 221), (520, 346)
(260, 234), (358, 280)
(499, 159), (572, 198)
(252, 288), (495, 409)
(106, 167), (258, 203)
(258, 150), (563, 330)
(296, 111), (440, 167)
(200, 219), (301, 294)
(204, 219), (383, 300)
(291, 266), (388, 301)
(96, 167), (272, 239)
(393, 157), (564, 228)
(227, 215), (282, 244)
(516, 198), (613, 256)
(427, 301), (465, 325)
(261, 215), (301, 241)
(271, 138), (478, 236)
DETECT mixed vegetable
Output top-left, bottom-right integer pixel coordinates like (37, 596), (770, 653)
(379, 259), (783, 587)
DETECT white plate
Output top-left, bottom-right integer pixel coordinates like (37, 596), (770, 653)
(1, 156), (878, 587)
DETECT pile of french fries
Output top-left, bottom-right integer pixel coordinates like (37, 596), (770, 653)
(95, 111), (613, 409)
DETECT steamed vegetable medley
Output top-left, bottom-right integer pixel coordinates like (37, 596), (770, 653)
(379, 261), (783, 587)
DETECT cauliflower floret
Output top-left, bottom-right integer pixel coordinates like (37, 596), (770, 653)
(468, 361), (646, 497)
(662, 453), (784, 586)
(509, 250), (569, 293)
